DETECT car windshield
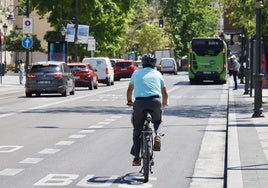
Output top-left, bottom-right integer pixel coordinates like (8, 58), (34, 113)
(116, 62), (131, 67)
(30, 65), (60, 73)
(69, 65), (86, 71)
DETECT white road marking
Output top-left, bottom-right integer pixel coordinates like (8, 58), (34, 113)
(111, 116), (122, 119)
(104, 119), (117, 121)
(227, 91), (243, 188)
(38, 148), (61, 154)
(79, 130), (96, 134)
(69, 134), (86, 139)
(88, 125), (103, 129)
(34, 174), (79, 186)
(19, 158), (43, 164)
(77, 175), (119, 187)
(0, 85), (128, 119)
(98, 122), (110, 125)
(0, 168), (24, 176)
(55, 141), (75, 146)
(0, 145), (24, 153)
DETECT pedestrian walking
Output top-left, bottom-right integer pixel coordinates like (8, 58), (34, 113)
(228, 55), (240, 90)
(18, 60), (25, 84)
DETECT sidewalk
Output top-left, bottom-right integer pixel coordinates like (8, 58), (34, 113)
(0, 72), (25, 96)
(228, 82), (268, 188)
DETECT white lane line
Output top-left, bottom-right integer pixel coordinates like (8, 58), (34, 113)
(111, 116), (122, 119)
(98, 122), (110, 125)
(105, 119), (117, 121)
(19, 158), (44, 164)
(0, 85), (129, 119)
(227, 91), (243, 188)
(88, 125), (103, 129)
(69, 134), (86, 139)
(38, 148), (61, 154)
(55, 141), (75, 146)
(0, 168), (24, 176)
(79, 130), (96, 134)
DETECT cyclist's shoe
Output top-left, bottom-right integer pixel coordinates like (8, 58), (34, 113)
(132, 157), (141, 166)
(153, 135), (161, 151)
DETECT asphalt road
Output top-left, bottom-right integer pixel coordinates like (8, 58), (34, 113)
(0, 72), (227, 188)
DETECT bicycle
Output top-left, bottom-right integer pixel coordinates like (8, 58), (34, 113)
(127, 101), (165, 183)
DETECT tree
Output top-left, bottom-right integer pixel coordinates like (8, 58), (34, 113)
(159, 0), (222, 57)
(135, 23), (171, 55)
(30, 0), (142, 58)
(5, 30), (43, 52)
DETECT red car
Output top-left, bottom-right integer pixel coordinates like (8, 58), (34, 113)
(114, 60), (138, 81)
(67, 62), (98, 90)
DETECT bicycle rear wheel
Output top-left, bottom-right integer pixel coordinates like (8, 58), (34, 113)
(143, 135), (152, 183)
(143, 139), (150, 183)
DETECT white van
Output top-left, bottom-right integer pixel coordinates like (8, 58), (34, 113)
(159, 58), (178, 75)
(82, 57), (114, 86)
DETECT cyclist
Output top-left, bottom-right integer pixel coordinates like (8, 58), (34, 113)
(126, 54), (168, 166)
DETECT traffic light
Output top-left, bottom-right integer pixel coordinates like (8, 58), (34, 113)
(159, 18), (164, 28)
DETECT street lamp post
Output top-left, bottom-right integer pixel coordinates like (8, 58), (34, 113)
(252, 0), (264, 117)
(25, 0), (30, 74)
(3, 23), (8, 74)
(74, 0), (78, 61)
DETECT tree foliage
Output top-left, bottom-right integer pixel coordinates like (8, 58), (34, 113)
(135, 23), (171, 55)
(221, 0), (268, 37)
(30, 0), (142, 58)
(159, 0), (221, 57)
(5, 30), (43, 52)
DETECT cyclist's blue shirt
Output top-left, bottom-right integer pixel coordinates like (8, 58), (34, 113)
(130, 67), (166, 98)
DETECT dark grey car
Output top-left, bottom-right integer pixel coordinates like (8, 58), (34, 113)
(25, 61), (75, 97)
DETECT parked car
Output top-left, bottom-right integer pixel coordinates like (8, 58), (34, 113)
(159, 57), (178, 75)
(67, 62), (98, 90)
(82, 57), (114, 86)
(114, 60), (138, 81)
(25, 61), (75, 97)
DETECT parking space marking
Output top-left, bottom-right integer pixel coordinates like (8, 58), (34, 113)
(19, 158), (44, 164)
(0, 168), (24, 176)
(69, 134), (86, 139)
(38, 148), (61, 154)
(55, 141), (75, 146)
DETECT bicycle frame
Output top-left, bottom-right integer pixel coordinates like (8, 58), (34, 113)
(139, 112), (154, 183)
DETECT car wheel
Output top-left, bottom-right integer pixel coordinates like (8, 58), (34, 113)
(94, 82), (98, 89)
(70, 87), (75, 95)
(26, 92), (32, 97)
(62, 90), (67, 96)
(89, 79), (94, 90)
(106, 79), (111, 86)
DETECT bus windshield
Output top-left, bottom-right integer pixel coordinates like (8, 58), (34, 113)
(192, 39), (223, 56)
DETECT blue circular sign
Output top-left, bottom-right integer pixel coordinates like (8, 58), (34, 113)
(22, 37), (33, 49)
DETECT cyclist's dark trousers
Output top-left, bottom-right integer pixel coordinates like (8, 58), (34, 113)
(130, 98), (162, 157)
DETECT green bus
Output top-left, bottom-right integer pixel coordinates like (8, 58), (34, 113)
(188, 37), (227, 84)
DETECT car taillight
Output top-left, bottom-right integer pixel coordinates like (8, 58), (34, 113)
(27, 73), (36, 78)
(54, 73), (64, 79)
(106, 67), (109, 74)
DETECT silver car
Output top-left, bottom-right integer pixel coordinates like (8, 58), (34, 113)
(25, 61), (75, 97)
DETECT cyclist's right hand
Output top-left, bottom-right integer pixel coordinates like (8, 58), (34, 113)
(126, 101), (134, 106)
